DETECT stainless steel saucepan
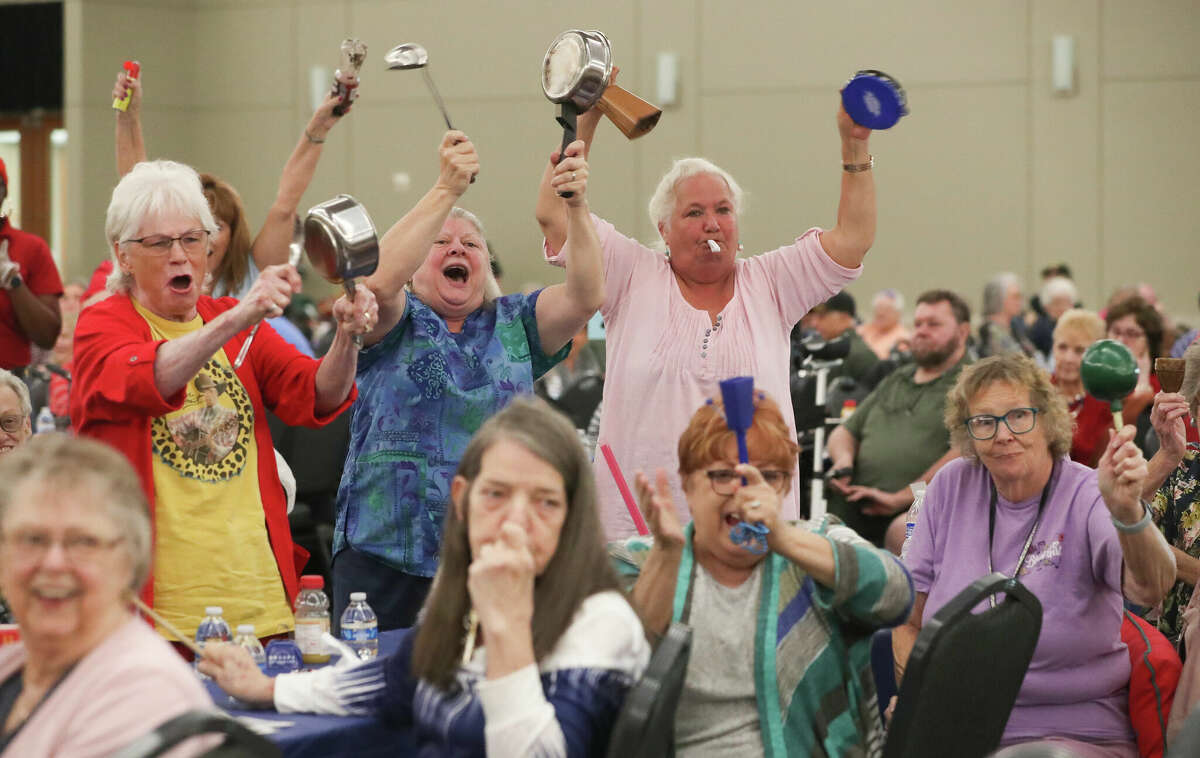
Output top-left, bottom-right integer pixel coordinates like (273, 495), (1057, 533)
(304, 194), (380, 347)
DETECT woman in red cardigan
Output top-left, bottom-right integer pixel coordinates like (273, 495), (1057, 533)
(71, 159), (376, 648)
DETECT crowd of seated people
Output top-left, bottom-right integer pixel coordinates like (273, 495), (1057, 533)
(3, 35), (1200, 758)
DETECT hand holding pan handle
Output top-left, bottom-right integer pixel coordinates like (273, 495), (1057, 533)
(304, 195), (380, 348)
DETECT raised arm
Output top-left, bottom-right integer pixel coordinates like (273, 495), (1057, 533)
(1098, 425), (1177, 606)
(629, 469), (687, 636)
(360, 131), (478, 344)
(249, 90), (354, 270)
(113, 67), (146, 176)
(533, 140), (605, 354)
(535, 75), (609, 254)
(818, 101), (876, 269)
(1143, 392), (1189, 498)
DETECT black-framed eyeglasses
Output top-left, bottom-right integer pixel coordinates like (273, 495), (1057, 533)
(122, 229), (210, 258)
(0, 414), (27, 434)
(705, 468), (789, 495)
(965, 407), (1040, 440)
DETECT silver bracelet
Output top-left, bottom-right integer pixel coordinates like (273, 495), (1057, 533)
(1111, 501), (1153, 534)
(305, 129), (326, 144)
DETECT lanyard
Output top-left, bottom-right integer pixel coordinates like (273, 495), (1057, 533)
(986, 460), (1057, 608)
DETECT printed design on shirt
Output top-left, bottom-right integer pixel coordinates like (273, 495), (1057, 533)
(1018, 533), (1065, 577)
(407, 350), (450, 400)
(151, 360), (252, 481)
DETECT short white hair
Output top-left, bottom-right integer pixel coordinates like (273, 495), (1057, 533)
(873, 288), (904, 312)
(983, 272), (1021, 317)
(1040, 276), (1077, 306)
(104, 160), (218, 294)
(408, 207), (502, 304)
(647, 157), (745, 250)
(0, 369), (31, 418)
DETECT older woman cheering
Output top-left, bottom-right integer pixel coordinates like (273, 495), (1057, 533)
(200, 397), (649, 757)
(536, 95), (875, 537)
(896, 354), (1175, 756)
(331, 132), (603, 630)
(71, 160), (374, 645)
(614, 392), (912, 756)
(0, 435), (212, 757)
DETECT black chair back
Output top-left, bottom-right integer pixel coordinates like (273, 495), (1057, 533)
(110, 709), (281, 758)
(884, 573), (1042, 758)
(605, 622), (692, 758)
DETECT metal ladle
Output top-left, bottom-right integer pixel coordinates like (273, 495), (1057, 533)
(385, 43), (475, 183)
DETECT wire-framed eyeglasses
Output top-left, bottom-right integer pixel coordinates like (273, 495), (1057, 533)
(965, 407), (1040, 441)
(122, 229), (211, 257)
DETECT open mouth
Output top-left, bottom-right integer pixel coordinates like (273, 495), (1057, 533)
(723, 513), (742, 528)
(33, 586), (80, 602)
(168, 274), (193, 293)
(443, 263), (470, 284)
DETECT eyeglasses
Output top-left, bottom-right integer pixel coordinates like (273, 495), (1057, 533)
(1109, 327), (1146, 341)
(122, 229), (210, 258)
(2, 530), (125, 565)
(0, 414), (27, 434)
(705, 468), (790, 495)
(965, 407), (1040, 441)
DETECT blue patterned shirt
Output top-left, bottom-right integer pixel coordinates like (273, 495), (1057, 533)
(334, 291), (567, 576)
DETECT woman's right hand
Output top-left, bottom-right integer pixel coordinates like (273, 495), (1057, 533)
(551, 140), (590, 206)
(436, 130), (480, 196)
(196, 642), (276, 707)
(635, 469), (685, 553)
(112, 66), (142, 117)
(1150, 391), (1190, 464)
(237, 264), (301, 324)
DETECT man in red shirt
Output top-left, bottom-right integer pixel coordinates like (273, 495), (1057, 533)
(0, 157), (62, 372)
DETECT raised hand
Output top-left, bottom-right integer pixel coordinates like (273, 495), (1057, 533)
(332, 282), (378, 338)
(1150, 391), (1190, 465)
(1098, 424), (1149, 522)
(635, 468), (685, 551)
(551, 140), (590, 205)
(436, 130), (480, 195)
(237, 264), (301, 324)
(112, 65), (143, 117)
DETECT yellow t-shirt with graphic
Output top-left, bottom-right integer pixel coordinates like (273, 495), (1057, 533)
(135, 301), (293, 641)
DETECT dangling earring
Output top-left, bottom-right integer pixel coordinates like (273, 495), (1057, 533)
(664, 247), (671, 259)
(737, 241), (744, 254)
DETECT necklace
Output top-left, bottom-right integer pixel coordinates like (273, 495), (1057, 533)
(986, 459), (1058, 607)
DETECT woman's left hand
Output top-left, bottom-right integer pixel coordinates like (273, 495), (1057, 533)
(467, 522), (536, 635)
(1150, 391), (1190, 464)
(196, 642), (275, 708)
(1098, 424), (1149, 521)
(551, 140), (589, 206)
(310, 88), (353, 140)
(731, 464), (784, 536)
(332, 282), (379, 337)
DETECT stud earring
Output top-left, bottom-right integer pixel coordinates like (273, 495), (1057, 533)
(664, 247), (671, 259)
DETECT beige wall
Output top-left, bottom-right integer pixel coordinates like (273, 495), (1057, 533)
(64, 0), (1200, 324)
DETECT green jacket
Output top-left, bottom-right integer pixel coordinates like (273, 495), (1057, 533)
(611, 517), (914, 757)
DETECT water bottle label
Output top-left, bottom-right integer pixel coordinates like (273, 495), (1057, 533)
(340, 624), (378, 642)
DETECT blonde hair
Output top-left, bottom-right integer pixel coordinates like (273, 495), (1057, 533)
(944, 354), (1073, 461)
(1053, 308), (1105, 344)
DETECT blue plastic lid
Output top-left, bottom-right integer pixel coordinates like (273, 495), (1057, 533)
(265, 639), (303, 675)
(842, 70), (908, 130)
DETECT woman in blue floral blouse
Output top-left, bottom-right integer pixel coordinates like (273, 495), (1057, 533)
(1145, 342), (1200, 646)
(332, 131), (604, 629)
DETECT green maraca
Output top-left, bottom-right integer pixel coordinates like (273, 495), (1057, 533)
(1080, 339), (1139, 432)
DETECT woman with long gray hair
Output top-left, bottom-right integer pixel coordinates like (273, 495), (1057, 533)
(200, 396), (649, 757)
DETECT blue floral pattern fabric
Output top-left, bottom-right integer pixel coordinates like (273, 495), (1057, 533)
(334, 291), (568, 577)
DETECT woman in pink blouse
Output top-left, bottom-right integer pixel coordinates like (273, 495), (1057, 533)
(536, 93), (878, 537)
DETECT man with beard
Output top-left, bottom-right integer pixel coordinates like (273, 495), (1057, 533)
(826, 289), (972, 549)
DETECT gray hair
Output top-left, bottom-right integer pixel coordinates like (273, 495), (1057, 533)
(983, 273), (1020, 317)
(873, 288), (905, 312)
(647, 158), (745, 251)
(0, 434), (152, 593)
(0, 369), (31, 418)
(409, 207), (501, 304)
(104, 160), (219, 295)
(1040, 276), (1077, 308)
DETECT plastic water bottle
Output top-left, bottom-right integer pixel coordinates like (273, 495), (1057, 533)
(233, 624), (267, 669)
(293, 575), (331, 664)
(194, 606), (232, 676)
(35, 406), (55, 435)
(339, 592), (378, 660)
(901, 481), (927, 560)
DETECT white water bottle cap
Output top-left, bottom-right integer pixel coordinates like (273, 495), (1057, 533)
(205, 606), (223, 616)
(349, 592), (366, 602)
(237, 624), (255, 635)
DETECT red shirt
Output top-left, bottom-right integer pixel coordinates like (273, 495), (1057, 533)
(70, 293), (356, 609)
(0, 217), (63, 369)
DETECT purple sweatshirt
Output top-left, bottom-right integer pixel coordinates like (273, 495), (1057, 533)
(904, 456), (1133, 743)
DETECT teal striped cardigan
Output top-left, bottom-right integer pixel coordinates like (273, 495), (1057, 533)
(611, 517), (914, 758)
